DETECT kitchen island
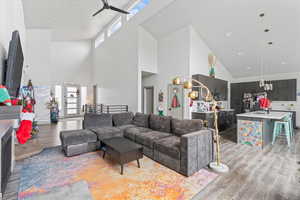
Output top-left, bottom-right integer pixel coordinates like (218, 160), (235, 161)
(192, 109), (235, 131)
(236, 111), (290, 149)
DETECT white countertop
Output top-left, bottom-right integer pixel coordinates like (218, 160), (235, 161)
(192, 109), (234, 114)
(236, 111), (290, 120)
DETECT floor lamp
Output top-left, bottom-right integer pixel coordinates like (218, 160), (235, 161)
(172, 77), (229, 173)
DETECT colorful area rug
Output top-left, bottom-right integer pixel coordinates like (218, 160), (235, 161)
(18, 147), (218, 200)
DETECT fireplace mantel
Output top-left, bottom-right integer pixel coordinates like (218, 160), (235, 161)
(0, 106), (21, 120)
(0, 120), (15, 200)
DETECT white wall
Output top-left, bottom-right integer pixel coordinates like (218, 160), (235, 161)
(92, 0), (176, 113)
(26, 29), (93, 120)
(93, 25), (139, 112)
(142, 26), (233, 119)
(26, 29), (93, 86)
(189, 27), (232, 81)
(189, 26), (233, 110)
(0, 0), (26, 84)
(232, 72), (300, 126)
(143, 26), (191, 118)
(50, 41), (92, 85)
(138, 27), (158, 74)
(26, 29), (52, 85)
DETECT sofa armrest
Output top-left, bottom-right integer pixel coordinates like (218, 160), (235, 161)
(180, 129), (214, 176)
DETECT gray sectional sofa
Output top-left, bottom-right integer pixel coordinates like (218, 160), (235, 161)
(60, 112), (214, 176)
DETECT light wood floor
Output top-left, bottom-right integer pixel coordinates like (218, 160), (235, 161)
(194, 130), (300, 200)
(5, 119), (300, 200)
(15, 118), (82, 160)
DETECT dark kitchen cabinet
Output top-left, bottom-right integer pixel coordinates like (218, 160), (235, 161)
(231, 79), (297, 115)
(192, 110), (235, 131)
(192, 74), (228, 101)
(268, 79), (296, 101)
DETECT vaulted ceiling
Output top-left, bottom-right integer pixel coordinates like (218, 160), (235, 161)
(22, 0), (131, 41)
(142, 0), (300, 78)
(22, 0), (300, 78)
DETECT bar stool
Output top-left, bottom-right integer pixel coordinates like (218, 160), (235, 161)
(288, 113), (294, 140)
(272, 114), (292, 147)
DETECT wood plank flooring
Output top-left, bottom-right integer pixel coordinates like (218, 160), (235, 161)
(194, 130), (300, 200)
(15, 118), (82, 160)
(4, 119), (300, 200)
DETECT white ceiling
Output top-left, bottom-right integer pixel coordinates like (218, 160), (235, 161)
(22, 0), (131, 41)
(142, 0), (300, 78)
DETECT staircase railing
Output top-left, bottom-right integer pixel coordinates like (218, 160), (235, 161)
(84, 104), (129, 114)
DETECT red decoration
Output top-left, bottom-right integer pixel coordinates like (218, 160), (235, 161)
(190, 99), (193, 107)
(259, 98), (271, 109)
(171, 94), (180, 108)
(16, 120), (32, 144)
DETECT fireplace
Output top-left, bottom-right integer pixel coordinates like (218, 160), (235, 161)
(1, 127), (12, 193)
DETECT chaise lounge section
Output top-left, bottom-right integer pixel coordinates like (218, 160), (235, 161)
(60, 112), (214, 176)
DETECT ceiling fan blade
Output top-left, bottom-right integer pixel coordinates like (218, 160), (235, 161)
(109, 6), (130, 14)
(92, 7), (105, 17)
(101, 0), (108, 6)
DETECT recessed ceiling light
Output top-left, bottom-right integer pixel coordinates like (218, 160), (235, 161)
(225, 32), (232, 37)
(259, 13), (265, 17)
(237, 52), (244, 56)
(247, 67), (252, 70)
(281, 61), (287, 65)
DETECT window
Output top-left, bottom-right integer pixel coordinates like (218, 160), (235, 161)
(95, 33), (105, 48)
(55, 85), (62, 110)
(107, 17), (122, 37)
(127, 0), (150, 21)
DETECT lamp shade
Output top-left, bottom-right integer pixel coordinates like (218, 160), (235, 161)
(183, 80), (193, 89)
(172, 77), (181, 85)
(188, 91), (198, 100)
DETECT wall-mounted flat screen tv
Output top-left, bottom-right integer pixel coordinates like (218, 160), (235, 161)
(3, 31), (24, 98)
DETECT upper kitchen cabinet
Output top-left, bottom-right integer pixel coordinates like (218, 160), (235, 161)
(231, 79), (297, 102)
(192, 74), (228, 101)
(268, 79), (297, 101)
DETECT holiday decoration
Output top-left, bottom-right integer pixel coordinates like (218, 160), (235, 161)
(47, 96), (59, 123)
(157, 104), (164, 116)
(16, 112), (34, 144)
(16, 80), (39, 143)
(171, 88), (181, 108)
(259, 97), (271, 109)
(0, 85), (12, 106)
(158, 91), (164, 102)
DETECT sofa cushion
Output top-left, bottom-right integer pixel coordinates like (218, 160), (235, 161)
(60, 129), (97, 146)
(149, 114), (172, 133)
(132, 113), (149, 128)
(135, 131), (171, 148)
(89, 127), (122, 140)
(171, 119), (203, 137)
(117, 124), (137, 131)
(154, 136), (181, 160)
(112, 112), (134, 126)
(124, 127), (152, 141)
(83, 113), (112, 129)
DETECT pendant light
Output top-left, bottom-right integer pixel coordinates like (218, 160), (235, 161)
(259, 57), (265, 88)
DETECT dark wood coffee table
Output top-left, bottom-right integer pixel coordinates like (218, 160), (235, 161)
(101, 137), (143, 175)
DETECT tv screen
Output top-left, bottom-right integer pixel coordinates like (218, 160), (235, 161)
(4, 31), (24, 98)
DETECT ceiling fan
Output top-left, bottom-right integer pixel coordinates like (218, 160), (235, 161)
(93, 0), (130, 17)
